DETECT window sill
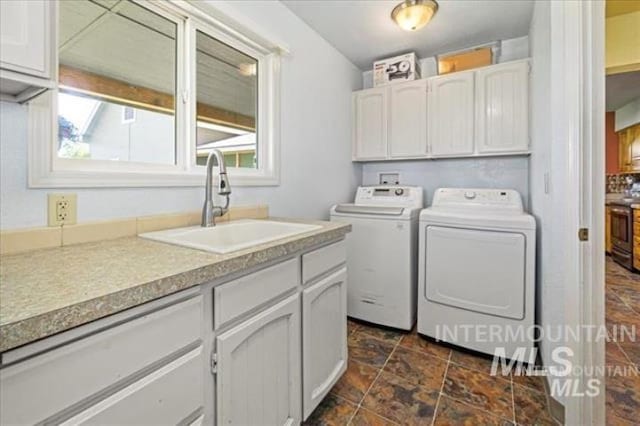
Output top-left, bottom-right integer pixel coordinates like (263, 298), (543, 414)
(28, 167), (279, 188)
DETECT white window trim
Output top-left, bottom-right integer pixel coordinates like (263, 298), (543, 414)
(28, 0), (283, 188)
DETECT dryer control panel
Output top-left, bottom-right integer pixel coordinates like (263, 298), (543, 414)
(355, 186), (423, 208)
(431, 188), (524, 212)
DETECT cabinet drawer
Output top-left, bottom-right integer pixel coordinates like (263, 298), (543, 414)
(302, 240), (346, 283)
(634, 209), (640, 221)
(61, 346), (203, 425)
(214, 258), (299, 328)
(634, 222), (640, 237)
(0, 296), (202, 425)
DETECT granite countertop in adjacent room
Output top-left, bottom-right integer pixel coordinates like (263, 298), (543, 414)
(0, 218), (350, 353)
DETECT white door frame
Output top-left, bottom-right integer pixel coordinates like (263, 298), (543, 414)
(556, 0), (606, 424)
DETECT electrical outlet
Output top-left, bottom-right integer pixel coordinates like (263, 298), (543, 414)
(48, 194), (77, 226)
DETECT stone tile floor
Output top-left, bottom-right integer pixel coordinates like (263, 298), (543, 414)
(605, 257), (640, 426)
(305, 319), (558, 425)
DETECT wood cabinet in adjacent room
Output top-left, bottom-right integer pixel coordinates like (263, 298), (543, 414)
(619, 124), (640, 172)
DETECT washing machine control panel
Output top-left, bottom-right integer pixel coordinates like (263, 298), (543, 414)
(355, 186), (423, 208)
(432, 188), (523, 212)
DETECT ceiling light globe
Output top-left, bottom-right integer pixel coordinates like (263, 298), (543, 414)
(391, 0), (438, 32)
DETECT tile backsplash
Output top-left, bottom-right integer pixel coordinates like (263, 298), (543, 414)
(606, 173), (640, 194)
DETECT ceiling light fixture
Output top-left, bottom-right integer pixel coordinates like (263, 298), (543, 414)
(391, 0), (439, 32)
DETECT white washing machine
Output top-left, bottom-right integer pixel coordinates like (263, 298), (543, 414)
(330, 186), (423, 330)
(418, 188), (536, 358)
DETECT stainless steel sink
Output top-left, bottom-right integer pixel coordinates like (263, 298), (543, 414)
(139, 219), (321, 254)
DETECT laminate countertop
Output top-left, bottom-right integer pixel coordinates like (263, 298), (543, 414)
(0, 218), (350, 353)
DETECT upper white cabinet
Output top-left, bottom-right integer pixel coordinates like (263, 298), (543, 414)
(389, 79), (428, 158)
(475, 60), (529, 154)
(352, 80), (427, 160)
(427, 71), (475, 157)
(0, 0), (55, 100)
(351, 59), (530, 161)
(216, 294), (301, 426)
(353, 87), (388, 160)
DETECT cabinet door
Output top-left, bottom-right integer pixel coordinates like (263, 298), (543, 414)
(475, 61), (529, 154)
(216, 294), (301, 426)
(629, 125), (640, 171)
(353, 88), (388, 160)
(302, 267), (348, 419)
(0, 0), (51, 78)
(389, 80), (428, 158)
(427, 71), (475, 157)
(619, 130), (631, 172)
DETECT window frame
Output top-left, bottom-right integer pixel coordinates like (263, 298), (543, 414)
(28, 0), (281, 188)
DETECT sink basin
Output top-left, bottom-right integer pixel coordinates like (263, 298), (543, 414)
(139, 219), (322, 254)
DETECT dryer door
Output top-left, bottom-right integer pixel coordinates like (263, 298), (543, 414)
(425, 225), (525, 320)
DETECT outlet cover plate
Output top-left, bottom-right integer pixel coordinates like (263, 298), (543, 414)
(48, 193), (77, 226)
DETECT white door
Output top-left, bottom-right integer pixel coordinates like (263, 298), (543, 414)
(0, 0), (50, 78)
(427, 71), (475, 157)
(475, 61), (529, 154)
(302, 268), (348, 419)
(216, 294), (301, 426)
(389, 79), (427, 158)
(425, 226), (526, 319)
(353, 88), (388, 160)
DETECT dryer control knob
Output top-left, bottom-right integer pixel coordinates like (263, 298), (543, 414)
(395, 188), (404, 196)
(464, 191), (476, 200)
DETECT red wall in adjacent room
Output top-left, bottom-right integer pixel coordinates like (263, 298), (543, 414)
(606, 111), (619, 174)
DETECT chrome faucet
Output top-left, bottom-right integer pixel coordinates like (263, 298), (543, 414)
(202, 148), (231, 227)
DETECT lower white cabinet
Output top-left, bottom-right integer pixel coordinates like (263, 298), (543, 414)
(302, 267), (348, 419)
(60, 346), (204, 426)
(0, 295), (203, 425)
(0, 240), (348, 426)
(216, 293), (302, 426)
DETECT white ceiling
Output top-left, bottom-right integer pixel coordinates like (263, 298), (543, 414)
(282, 0), (534, 70)
(606, 71), (640, 111)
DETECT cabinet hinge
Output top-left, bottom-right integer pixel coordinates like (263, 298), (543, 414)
(210, 352), (218, 375)
(578, 228), (589, 242)
(182, 90), (189, 104)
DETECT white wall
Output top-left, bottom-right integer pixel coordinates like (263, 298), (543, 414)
(0, 0), (362, 230)
(362, 158), (530, 208)
(615, 97), (640, 131)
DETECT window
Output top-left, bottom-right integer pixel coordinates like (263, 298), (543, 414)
(195, 30), (258, 170)
(29, 0), (282, 187)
